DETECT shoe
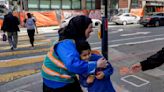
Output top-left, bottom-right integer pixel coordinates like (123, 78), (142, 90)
(11, 47), (14, 50)
(13, 47), (17, 50)
(31, 46), (35, 49)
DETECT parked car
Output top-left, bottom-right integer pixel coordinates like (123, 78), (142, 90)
(61, 16), (101, 28)
(111, 13), (140, 25)
(140, 12), (164, 27)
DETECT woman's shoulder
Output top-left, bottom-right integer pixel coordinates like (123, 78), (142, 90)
(59, 39), (75, 44)
(55, 39), (75, 48)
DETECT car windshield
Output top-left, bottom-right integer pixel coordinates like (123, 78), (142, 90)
(145, 13), (154, 16)
(145, 13), (163, 16)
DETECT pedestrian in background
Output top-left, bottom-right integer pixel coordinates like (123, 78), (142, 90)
(24, 13), (38, 48)
(41, 15), (108, 92)
(1, 11), (20, 50)
(76, 40), (115, 92)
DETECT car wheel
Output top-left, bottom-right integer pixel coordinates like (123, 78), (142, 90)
(123, 21), (127, 25)
(154, 21), (159, 27)
(143, 24), (147, 27)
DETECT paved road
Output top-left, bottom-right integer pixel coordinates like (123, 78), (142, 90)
(1, 24), (164, 92)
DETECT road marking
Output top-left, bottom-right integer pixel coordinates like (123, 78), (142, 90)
(0, 70), (40, 83)
(120, 32), (150, 36)
(90, 33), (164, 45)
(121, 75), (150, 87)
(0, 56), (44, 67)
(0, 48), (49, 57)
(109, 28), (124, 33)
(0, 42), (51, 51)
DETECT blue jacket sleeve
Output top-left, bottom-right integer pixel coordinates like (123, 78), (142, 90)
(56, 40), (97, 74)
(103, 62), (114, 79)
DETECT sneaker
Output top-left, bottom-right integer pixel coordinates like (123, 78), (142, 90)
(31, 46), (35, 49)
(11, 47), (14, 50)
(13, 47), (17, 50)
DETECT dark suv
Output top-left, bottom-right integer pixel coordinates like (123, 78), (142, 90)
(140, 12), (164, 27)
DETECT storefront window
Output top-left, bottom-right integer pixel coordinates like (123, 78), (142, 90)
(51, 0), (61, 9)
(86, 0), (92, 9)
(40, 0), (50, 9)
(72, 0), (81, 9)
(62, 0), (71, 9)
(86, 0), (95, 9)
(28, 0), (39, 9)
(92, 0), (95, 9)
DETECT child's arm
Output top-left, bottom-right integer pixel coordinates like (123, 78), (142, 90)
(86, 75), (95, 84)
(102, 62), (114, 79)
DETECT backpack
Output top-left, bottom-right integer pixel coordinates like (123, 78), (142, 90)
(25, 18), (35, 29)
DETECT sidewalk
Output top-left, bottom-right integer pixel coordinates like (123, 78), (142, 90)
(0, 47), (131, 92)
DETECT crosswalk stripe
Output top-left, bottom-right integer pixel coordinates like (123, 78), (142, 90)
(0, 48), (49, 57)
(0, 69), (40, 83)
(0, 42), (51, 51)
(0, 56), (44, 67)
(0, 39), (51, 46)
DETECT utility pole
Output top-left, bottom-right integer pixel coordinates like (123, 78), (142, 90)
(101, 0), (108, 60)
(128, 0), (132, 12)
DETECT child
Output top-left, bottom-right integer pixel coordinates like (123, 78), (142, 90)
(76, 41), (115, 92)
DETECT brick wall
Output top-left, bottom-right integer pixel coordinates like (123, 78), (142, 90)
(119, 0), (128, 8)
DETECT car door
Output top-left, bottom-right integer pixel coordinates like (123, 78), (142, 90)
(161, 13), (164, 25)
(123, 14), (132, 24)
(156, 13), (164, 25)
(130, 14), (139, 23)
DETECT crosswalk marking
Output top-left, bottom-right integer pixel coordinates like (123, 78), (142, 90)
(0, 42), (51, 51)
(0, 48), (49, 57)
(0, 69), (40, 83)
(0, 30), (55, 84)
(0, 56), (44, 67)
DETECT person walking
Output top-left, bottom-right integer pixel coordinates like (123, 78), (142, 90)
(41, 15), (108, 92)
(24, 13), (38, 48)
(1, 11), (20, 50)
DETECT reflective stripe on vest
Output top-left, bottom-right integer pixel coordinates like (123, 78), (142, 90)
(47, 46), (67, 70)
(42, 64), (71, 79)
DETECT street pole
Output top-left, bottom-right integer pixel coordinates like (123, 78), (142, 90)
(101, 0), (108, 60)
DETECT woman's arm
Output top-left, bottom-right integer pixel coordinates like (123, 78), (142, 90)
(56, 40), (97, 74)
(140, 48), (164, 71)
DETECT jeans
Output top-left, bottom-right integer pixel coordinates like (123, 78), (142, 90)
(7, 32), (18, 48)
(27, 29), (35, 47)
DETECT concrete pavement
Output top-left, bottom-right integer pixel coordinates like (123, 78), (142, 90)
(0, 48), (130, 92)
(0, 25), (131, 92)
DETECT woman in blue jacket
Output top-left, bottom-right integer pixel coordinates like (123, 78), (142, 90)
(41, 15), (108, 92)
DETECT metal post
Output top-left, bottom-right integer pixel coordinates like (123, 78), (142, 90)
(101, 0), (108, 60)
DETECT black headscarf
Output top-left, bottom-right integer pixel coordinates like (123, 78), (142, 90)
(58, 15), (92, 41)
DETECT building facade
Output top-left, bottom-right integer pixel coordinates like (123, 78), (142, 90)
(19, 0), (100, 11)
(142, 0), (164, 13)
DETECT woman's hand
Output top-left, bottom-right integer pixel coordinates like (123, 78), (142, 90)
(97, 57), (108, 68)
(130, 63), (142, 73)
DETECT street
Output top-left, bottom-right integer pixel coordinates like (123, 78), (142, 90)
(1, 24), (164, 92)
